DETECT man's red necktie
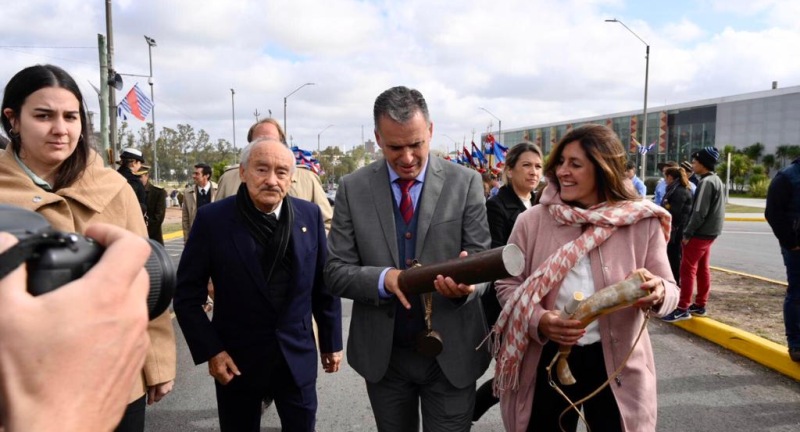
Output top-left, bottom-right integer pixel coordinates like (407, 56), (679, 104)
(397, 179), (415, 224)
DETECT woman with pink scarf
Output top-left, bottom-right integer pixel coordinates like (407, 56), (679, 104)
(492, 124), (679, 432)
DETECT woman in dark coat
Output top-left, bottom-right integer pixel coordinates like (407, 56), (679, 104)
(474, 141), (544, 422)
(662, 166), (694, 284)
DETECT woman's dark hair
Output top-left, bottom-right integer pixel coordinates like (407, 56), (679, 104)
(544, 124), (639, 205)
(1, 64), (91, 190)
(503, 141), (543, 184)
(505, 141), (543, 170)
(664, 167), (690, 189)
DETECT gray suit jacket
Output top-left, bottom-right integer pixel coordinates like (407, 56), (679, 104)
(324, 156), (491, 388)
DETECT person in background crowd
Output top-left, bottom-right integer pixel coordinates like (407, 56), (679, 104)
(681, 160), (699, 188)
(475, 141), (544, 423)
(663, 147), (724, 323)
(0, 225), (152, 432)
(489, 173), (502, 198)
(765, 155), (800, 362)
(325, 86), (491, 431)
(215, 118), (333, 233)
(0, 64), (176, 432)
(492, 124), (677, 432)
(117, 147), (148, 215)
(661, 166), (694, 284)
(481, 171), (494, 199)
(653, 160), (678, 205)
(174, 137), (342, 432)
(137, 165), (167, 245)
(182, 162), (217, 242)
(625, 160), (647, 197)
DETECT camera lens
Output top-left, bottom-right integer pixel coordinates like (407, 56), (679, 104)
(143, 239), (176, 319)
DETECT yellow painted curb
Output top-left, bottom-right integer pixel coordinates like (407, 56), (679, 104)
(163, 230), (183, 241)
(711, 266), (788, 286)
(671, 317), (800, 381)
(724, 216), (766, 222)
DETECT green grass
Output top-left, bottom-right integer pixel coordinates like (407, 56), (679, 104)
(725, 204), (764, 213)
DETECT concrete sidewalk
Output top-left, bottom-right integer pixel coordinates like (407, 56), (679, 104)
(725, 197), (766, 221)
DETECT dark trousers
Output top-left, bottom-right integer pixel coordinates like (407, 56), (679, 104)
(528, 342), (622, 432)
(215, 350), (316, 432)
(366, 347), (475, 432)
(667, 238), (683, 285)
(115, 395), (146, 432)
(783, 248), (800, 349)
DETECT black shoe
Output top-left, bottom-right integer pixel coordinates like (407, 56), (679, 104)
(688, 304), (707, 317)
(790, 348), (800, 362)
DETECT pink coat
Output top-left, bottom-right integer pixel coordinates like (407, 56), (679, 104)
(495, 186), (679, 432)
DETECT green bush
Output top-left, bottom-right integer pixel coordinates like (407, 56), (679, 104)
(749, 178), (770, 198)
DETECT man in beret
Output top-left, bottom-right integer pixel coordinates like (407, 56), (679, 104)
(663, 147), (725, 322)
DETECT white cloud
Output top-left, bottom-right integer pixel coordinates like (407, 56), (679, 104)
(1, 0), (798, 154)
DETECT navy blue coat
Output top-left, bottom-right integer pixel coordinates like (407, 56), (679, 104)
(174, 195), (342, 388)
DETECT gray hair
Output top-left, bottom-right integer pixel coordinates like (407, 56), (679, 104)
(373, 86), (430, 130)
(239, 137), (296, 174)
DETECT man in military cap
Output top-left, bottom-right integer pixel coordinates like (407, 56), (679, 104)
(117, 147), (147, 215)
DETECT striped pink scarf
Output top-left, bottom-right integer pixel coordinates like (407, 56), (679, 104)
(492, 197), (671, 395)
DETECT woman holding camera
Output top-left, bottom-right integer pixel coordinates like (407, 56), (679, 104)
(492, 125), (678, 431)
(0, 64), (176, 432)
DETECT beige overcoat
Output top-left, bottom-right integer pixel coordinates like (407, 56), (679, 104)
(0, 149), (177, 403)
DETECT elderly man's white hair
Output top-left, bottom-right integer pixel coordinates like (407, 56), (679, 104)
(239, 137), (296, 174)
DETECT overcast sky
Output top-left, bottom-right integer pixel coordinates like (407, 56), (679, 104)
(2, 0), (799, 155)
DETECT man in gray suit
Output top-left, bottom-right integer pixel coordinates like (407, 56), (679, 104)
(325, 86), (491, 431)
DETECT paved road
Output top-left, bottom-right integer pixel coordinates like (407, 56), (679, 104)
(712, 220), (784, 281)
(146, 224), (799, 431)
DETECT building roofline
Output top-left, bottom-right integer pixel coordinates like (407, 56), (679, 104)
(501, 84), (800, 133)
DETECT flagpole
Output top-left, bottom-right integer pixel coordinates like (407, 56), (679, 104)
(144, 35), (158, 182)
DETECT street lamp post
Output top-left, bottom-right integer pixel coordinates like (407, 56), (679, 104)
(478, 107), (502, 143)
(283, 82), (315, 140)
(144, 35), (158, 182)
(230, 89), (236, 147)
(317, 124), (333, 155)
(606, 18), (650, 179)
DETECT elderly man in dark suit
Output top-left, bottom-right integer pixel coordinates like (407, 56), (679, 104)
(325, 86), (491, 431)
(174, 137), (343, 432)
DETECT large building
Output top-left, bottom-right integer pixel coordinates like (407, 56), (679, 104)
(488, 84), (800, 177)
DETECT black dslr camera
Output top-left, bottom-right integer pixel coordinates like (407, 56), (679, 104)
(0, 204), (175, 318)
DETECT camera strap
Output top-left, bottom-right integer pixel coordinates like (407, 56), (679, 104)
(0, 234), (64, 281)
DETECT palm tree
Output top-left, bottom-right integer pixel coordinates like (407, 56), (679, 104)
(762, 154), (776, 174)
(743, 142), (764, 162)
(776, 145), (790, 168)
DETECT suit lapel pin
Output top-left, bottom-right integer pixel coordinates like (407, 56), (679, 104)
(302, 226), (307, 233)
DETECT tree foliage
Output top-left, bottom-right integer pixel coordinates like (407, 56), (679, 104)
(113, 122), (238, 185)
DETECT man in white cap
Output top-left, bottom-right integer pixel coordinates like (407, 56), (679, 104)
(117, 148), (147, 215)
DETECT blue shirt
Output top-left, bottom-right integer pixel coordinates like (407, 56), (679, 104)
(377, 160), (429, 298)
(632, 175), (647, 197)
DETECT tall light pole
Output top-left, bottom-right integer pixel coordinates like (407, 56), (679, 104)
(317, 124), (333, 155)
(478, 107), (502, 143)
(144, 35), (158, 182)
(606, 18), (650, 179)
(230, 89), (236, 147)
(283, 82), (315, 140)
